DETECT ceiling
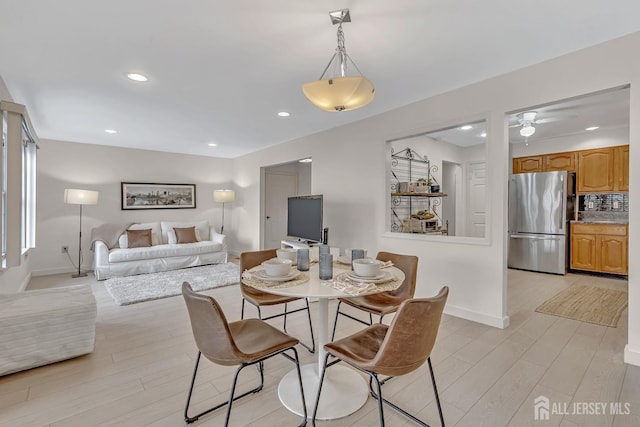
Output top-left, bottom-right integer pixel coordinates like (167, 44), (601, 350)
(1, 1), (640, 158)
(415, 86), (630, 148)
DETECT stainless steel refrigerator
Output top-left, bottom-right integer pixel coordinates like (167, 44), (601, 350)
(508, 171), (575, 275)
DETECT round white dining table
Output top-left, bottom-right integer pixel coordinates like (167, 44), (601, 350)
(243, 262), (404, 420)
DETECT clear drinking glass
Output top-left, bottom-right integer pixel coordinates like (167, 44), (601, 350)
(319, 253), (333, 280)
(319, 244), (330, 256)
(351, 249), (365, 262)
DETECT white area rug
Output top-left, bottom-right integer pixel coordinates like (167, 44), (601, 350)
(104, 263), (239, 306)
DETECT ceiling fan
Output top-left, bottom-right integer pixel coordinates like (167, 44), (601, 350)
(509, 111), (560, 137)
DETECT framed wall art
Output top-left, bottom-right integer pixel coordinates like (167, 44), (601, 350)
(121, 182), (196, 210)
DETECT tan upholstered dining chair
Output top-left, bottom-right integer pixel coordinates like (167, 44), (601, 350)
(240, 249), (315, 352)
(181, 282), (306, 426)
(313, 287), (449, 427)
(331, 251), (418, 340)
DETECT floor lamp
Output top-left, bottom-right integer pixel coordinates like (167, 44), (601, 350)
(64, 189), (99, 278)
(213, 189), (235, 234)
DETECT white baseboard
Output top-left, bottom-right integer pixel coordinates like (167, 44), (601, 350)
(31, 266), (84, 277)
(18, 272), (32, 291)
(444, 304), (510, 329)
(624, 344), (640, 367)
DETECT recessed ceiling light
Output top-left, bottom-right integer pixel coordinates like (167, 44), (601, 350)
(480, 132), (487, 138)
(585, 126), (600, 131)
(104, 129), (117, 134)
(277, 111), (291, 117)
(126, 72), (148, 82)
(208, 143), (217, 147)
(298, 158), (312, 163)
(460, 125), (473, 130)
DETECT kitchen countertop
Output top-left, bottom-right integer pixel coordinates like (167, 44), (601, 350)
(571, 219), (628, 224)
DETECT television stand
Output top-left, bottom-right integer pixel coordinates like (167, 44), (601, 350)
(281, 239), (319, 250)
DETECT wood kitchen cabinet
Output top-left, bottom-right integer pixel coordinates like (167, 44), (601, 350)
(570, 223), (628, 275)
(616, 145), (629, 191)
(576, 145), (628, 193)
(513, 145), (628, 192)
(513, 156), (543, 173)
(545, 151), (577, 171)
(513, 151), (576, 174)
(577, 147), (614, 192)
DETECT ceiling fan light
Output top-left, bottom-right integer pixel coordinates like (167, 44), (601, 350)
(520, 124), (536, 137)
(302, 76), (375, 112)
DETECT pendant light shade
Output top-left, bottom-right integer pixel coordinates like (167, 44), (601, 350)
(302, 9), (374, 112)
(302, 76), (375, 112)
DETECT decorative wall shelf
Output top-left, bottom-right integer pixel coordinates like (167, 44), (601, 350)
(390, 148), (447, 235)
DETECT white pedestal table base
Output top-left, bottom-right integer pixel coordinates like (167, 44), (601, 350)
(278, 364), (368, 420)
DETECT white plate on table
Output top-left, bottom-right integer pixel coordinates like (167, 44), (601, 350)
(345, 270), (393, 284)
(337, 255), (352, 265)
(253, 268), (301, 283)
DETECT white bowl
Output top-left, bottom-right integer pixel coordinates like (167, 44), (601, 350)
(276, 248), (297, 262)
(352, 258), (381, 277)
(262, 258), (293, 276)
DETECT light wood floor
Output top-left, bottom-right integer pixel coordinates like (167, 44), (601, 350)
(2, 267), (638, 426)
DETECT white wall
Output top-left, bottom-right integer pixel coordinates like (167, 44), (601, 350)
(33, 140), (233, 276)
(232, 32), (640, 366)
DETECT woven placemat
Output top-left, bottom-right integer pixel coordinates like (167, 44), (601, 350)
(323, 271), (402, 295)
(241, 271), (310, 290)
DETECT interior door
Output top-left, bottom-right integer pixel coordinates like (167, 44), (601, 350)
(467, 161), (486, 238)
(264, 172), (298, 249)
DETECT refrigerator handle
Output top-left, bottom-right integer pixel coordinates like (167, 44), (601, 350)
(559, 174), (565, 231)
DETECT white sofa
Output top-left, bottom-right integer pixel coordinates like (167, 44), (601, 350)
(93, 220), (227, 280)
(1, 284), (97, 376)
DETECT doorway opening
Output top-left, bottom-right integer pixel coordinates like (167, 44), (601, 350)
(262, 159), (312, 249)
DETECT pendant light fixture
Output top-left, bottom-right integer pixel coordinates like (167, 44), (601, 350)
(302, 8), (375, 112)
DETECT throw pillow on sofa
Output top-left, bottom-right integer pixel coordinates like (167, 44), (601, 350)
(126, 229), (152, 248)
(161, 220), (209, 244)
(118, 222), (163, 248)
(173, 226), (199, 244)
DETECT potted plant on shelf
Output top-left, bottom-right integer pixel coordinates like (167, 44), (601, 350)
(414, 177), (432, 193)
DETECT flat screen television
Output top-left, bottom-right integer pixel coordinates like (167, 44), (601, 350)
(287, 195), (323, 244)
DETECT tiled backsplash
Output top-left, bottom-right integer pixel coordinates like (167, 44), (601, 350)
(579, 193), (629, 212)
(577, 193), (629, 222)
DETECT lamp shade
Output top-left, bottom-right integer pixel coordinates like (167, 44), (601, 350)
(213, 189), (235, 203)
(64, 189), (99, 205)
(302, 76), (375, 112)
